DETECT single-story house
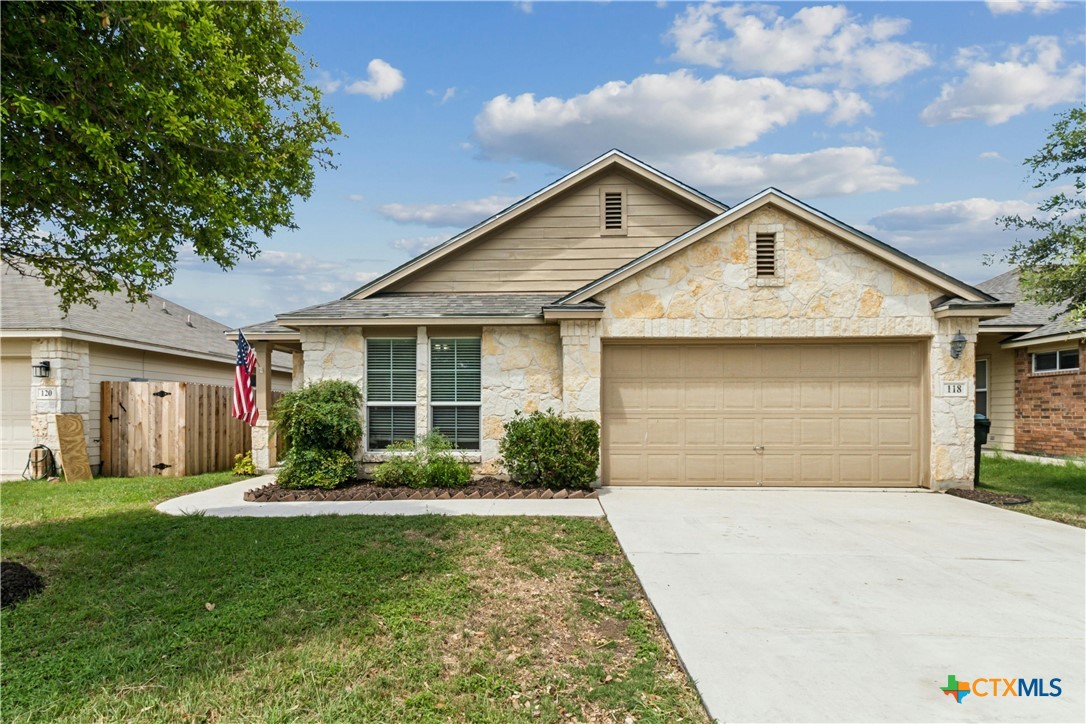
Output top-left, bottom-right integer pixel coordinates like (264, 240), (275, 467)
(243, 150), (1016, 489)
(975, 270), (1084, 457)
(0, 268), (292, 479)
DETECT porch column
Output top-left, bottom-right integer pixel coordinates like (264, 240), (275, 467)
(559, 320), (601, 423)
(929, 318), (979, 489)
(416, 326), (429, 439)
(251, 341), (277, 470)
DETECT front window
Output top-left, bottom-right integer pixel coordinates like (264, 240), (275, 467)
(367, 339), (416, 449)
(1032, 348), (1079, 373)
(975, 359), (989, 416)
(430, 338), (481, 450)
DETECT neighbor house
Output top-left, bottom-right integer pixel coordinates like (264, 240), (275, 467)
(0, 269), (292, 479)
(243, 150), (1015, 489)
(975, 270), (1084, 457)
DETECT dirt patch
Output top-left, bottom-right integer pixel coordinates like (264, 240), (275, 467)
(946, 488), (1032, 506)
(1, 561), (45, 608)
(244, 477), (598, 502)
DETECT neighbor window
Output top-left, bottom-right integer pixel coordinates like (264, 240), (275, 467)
(975, 358), (989, 417)
(367, 338), (416, 449)
(1032, 348), (1079, 373)
(430, 338), (481, 450)
(600, 187), (627, 234)
(755, 232), (777, 277)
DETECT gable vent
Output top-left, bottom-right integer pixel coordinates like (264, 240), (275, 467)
(603, 191), (624, 229)
(755, 233), (777, 277)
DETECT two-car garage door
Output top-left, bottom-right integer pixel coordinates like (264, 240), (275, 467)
(602, 342), (924, 487)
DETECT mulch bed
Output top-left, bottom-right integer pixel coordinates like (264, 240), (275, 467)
(244, 476), (598, 503)
(1, 561), (45, 608)
(945, 488), (1032, 506)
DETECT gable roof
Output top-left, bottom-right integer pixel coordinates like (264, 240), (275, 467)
(554, 187), (997, 306)
(976, 269), (1084, 345)
(1, 267), (291, 370)
(344, 149), (728, 300)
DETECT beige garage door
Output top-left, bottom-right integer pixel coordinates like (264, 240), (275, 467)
(1, 356), (33, 479)
(602, 342), (924, 487)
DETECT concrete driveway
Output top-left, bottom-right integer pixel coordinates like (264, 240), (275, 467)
(599, 488), (1085, 723)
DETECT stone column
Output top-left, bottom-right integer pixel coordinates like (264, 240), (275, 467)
(415, 326), (429, 440)
(251, 341), (277, 470)
(929, 318), (979, 489)
(559, 320), (602, 423)
(291, 350), (304, 390)
(30, 337), (90, 473)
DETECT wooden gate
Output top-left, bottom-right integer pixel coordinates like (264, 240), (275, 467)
(101, 381), (252, 477)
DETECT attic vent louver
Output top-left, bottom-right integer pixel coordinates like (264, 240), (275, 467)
(755, 233), (777, 277)
(603, 192), (623, 229)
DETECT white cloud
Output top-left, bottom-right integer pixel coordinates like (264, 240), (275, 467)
(345, 59), (406, 100)
(390, 235), (448, 256)
(921, 36), (1084, 125)
(667, 146), (915, 199)
(986, 0), (1066, 15)
(500, 171), (519, 184)
(376, 195), (519, 227)
(865, 196), (1038, 281)
(979, 151), (1004, 160)
(428, 87), (457, 103)
(475, 70), (835, 166)
(347, 194), (365, 202)
(666, 3), (931, 86)
(515, 1), (533, 13)
(840, 126), (883, 144)
(827, 90), (873, 125)
(314, 71), (342, 94)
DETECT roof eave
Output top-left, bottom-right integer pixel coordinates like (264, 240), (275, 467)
(1002, 330), (1086, 349)
(275, 314), (548, 327)
(932, 302), (1014, 320)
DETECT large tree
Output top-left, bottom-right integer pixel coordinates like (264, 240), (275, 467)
(1, 1), (340, 310)
(999, 106), (1085, 321)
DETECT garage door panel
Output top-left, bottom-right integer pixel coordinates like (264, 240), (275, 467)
(603, 342), (922, 487)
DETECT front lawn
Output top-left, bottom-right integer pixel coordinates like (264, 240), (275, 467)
(978, 456), (1086, 528)
(1, 475), (706, 722)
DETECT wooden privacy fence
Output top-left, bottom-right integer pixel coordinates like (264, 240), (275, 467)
(101, 381), (255, 477)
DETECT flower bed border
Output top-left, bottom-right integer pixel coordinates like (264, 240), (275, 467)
(244, 481), (598, 503)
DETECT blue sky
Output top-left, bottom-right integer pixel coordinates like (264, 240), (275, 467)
(160, 0), (1086, 327)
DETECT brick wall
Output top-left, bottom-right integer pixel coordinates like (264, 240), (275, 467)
(1014, 339), (1086, 456)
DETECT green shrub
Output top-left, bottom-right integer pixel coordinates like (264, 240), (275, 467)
(232, 451), (256, 476)
(499, 409), (600, 490)
(277, 448), (356, 490)
(271, 380), (363, 453)
(371, 432), (471, 489)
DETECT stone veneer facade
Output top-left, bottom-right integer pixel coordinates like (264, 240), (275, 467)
(29, 337), (91, 473)
(299, 207), (984, 488)
(1013, 339), (1086, 456)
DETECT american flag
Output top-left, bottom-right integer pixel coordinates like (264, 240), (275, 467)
(232, 331), (259, 426)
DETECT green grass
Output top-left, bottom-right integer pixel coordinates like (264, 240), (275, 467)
(1, 476), (706, 723)
(978, 456), (1086, 528)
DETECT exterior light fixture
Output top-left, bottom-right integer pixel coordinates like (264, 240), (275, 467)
(950, 331), (967, 360)
(32, 360), (51, 378)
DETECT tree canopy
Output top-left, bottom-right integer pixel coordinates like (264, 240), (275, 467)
(1, 1), (340, 310)
(999, 106), (1086, 321)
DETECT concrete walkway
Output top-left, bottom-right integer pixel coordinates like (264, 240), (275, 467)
(155, 475), (604, 518)
(599, 487), (1086, 723)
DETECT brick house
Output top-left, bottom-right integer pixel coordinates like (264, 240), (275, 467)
(976, 270), (1085, 457)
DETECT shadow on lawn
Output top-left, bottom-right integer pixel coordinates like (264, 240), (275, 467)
(1, 511), (465, 721)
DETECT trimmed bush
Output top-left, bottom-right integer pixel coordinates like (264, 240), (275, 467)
(499, 410), (600, 490)
(372, 432), (471, 489)
(232, 451), (256, 476)
(271, 381), (362, 489)
(278, 448), (356, 490)
(271, 380), (363, 453)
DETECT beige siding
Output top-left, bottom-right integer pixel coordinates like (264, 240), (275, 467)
(88, 343), (290, 468)
(976, 335), (1015, 451)
(390, 172), (713, 294)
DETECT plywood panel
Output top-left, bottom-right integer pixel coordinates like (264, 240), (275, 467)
(602, 342), (923, 486)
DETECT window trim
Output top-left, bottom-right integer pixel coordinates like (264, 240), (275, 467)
(365, 337), (417, 451)
(599, 185), (628, 236)
(428, 336), (482, 451)
(1031, 348), (1080, 374)
(975, 356), (989, 417)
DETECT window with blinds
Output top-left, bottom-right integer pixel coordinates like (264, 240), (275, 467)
(430, 338), (481, 450)
(755, 232), (777, 277)
(367, 338), (416, 450)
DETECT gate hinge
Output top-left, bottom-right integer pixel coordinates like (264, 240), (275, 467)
(152, 390), (171, 398)
(152, 463), (172, 471)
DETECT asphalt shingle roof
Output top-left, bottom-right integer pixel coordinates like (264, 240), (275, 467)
(976, 269), (1080, 331)
(277, 293), (563, 321)
(1, 267), (291, 369)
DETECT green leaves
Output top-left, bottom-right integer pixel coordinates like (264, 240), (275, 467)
(999, 106), (1086, 321)
(499, 410), (601, 490)
(1, 1), (341, 310)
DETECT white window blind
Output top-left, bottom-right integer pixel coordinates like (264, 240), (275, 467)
(367, 338), (416, 449)
(430, 338), (481, 450)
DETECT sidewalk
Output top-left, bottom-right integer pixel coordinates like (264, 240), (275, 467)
(155, 475), (605, 518)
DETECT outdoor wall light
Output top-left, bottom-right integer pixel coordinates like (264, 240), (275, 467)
(949, 331), (967, 360)
(32, 360), (51, 378)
